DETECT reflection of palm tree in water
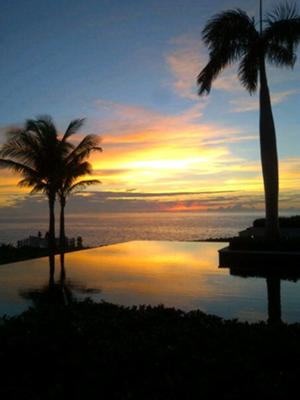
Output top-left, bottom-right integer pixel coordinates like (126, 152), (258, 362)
(58, 252), (73, 305)
(22, 253), (73, 307)
(266, 276), (281, 325)
(228, 265), (300, 325)
(49, 254), (55, 287)
(21, 252), (100, 307)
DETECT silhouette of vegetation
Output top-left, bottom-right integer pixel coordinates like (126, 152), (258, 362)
(197, 1), (300, 239)
(0, 116), (70, 251)
(57, 120), (101, 250)
(0, 116), (102, 252)
(1, 298), (300, 399)
(253, 215), (300, 228)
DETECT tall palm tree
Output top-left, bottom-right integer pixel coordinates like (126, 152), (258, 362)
(58, 175), (100, 250)
(197, 1), (300, 239)
(58, 127), (102, 250)
(0, 116), (70, 251)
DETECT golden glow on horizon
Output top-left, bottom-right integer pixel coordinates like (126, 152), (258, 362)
(1, 100), (300, 211)
(165, 203), (207, 212)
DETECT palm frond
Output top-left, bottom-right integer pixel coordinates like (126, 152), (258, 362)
(0, 158), (38, 177)
(18, 178), (47, 194)
(35, 115), (56, 132)
(266, 42), (296, 67)
(68, 179), (101, 194)
(18, 178), (36, 188)
(29, 181), (49, 194)
(23, 117), (61, 171)
(34, 116), (58, 151)
(5, 127), (24, 139)
(264, 2), (300, 51)
(197, 56), (225, 94)
(67, 161), (93, 183)
(0, 134), (42, 166)
(59, 161), (93, 194)
(62, 118), (85, 142)
(66, 134), (102, 163)
(238, 44), (260, 93)
(25, 119), (42, 137)
(198, 9), (258, 95)
(266, 2), (298, 24)
(203, 9), (257, 52)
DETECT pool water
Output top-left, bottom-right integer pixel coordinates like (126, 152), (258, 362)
(1, 241), (300, 323)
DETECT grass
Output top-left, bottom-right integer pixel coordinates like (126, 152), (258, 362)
(1, 299), (300, 399)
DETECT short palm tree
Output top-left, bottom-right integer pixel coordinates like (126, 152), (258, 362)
(197, 1), (300, 238)
(58, 126), (102, 250)
(0, 116), (70, 250)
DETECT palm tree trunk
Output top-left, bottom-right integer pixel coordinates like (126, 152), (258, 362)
(48, 254), (55, 287)
(259, 57), (280, 239)
(266, 276), (281, 325)
(60, 252), (65, 282)
(59, 196), (66, 251)
(48, 193), (56, 252)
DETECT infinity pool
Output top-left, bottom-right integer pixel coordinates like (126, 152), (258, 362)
(1, 241), (300, 323)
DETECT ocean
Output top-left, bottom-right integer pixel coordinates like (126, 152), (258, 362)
(0, 211), (268, 247)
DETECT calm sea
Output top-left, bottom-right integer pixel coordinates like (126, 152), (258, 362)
(0, 212), (269, 247)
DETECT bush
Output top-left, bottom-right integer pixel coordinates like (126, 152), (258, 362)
(1, 300), (300, 399)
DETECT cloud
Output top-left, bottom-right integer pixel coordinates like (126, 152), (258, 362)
(1, 186), (299, 218)
(165, 35), (203, 100)
(94, 98), (246, 147)
(230, 89), (300, 113)
(165, 32), (300, 108)
(83, 98), (263, 194)
(165, 34), (242, 99)
(2, 92), (293, 205)
(0, 96), (257, 206)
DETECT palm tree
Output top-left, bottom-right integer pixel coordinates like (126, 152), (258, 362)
(0, 116), (70, 251)
(197, 1), (300, 239)
(58, 126), (102, 250)
(58, 176), (100, 250)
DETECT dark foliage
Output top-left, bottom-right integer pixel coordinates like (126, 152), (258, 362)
(253, 215), (300, 228)
(1, 300), (300, 399)
(198, 2), (300, 94)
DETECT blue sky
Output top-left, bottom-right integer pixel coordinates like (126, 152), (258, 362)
(0, 0), (300, 213)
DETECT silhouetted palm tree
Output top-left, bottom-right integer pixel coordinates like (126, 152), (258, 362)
(197, 1), (300, 238)
(58, 124), (102, 249)
(0, 116), (70, 250)
(58, 177), (100, 250)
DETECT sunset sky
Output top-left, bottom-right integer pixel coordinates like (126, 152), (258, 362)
(0, 0), (300, 215)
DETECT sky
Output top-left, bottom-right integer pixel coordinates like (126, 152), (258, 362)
(0, 0), (300, 216)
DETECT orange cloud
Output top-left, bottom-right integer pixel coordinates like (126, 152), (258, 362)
(163, 202), (207, 212)
(67, 98), (300, 206)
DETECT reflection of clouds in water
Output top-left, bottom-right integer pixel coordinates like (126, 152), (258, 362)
(1, 241), (300, 323)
